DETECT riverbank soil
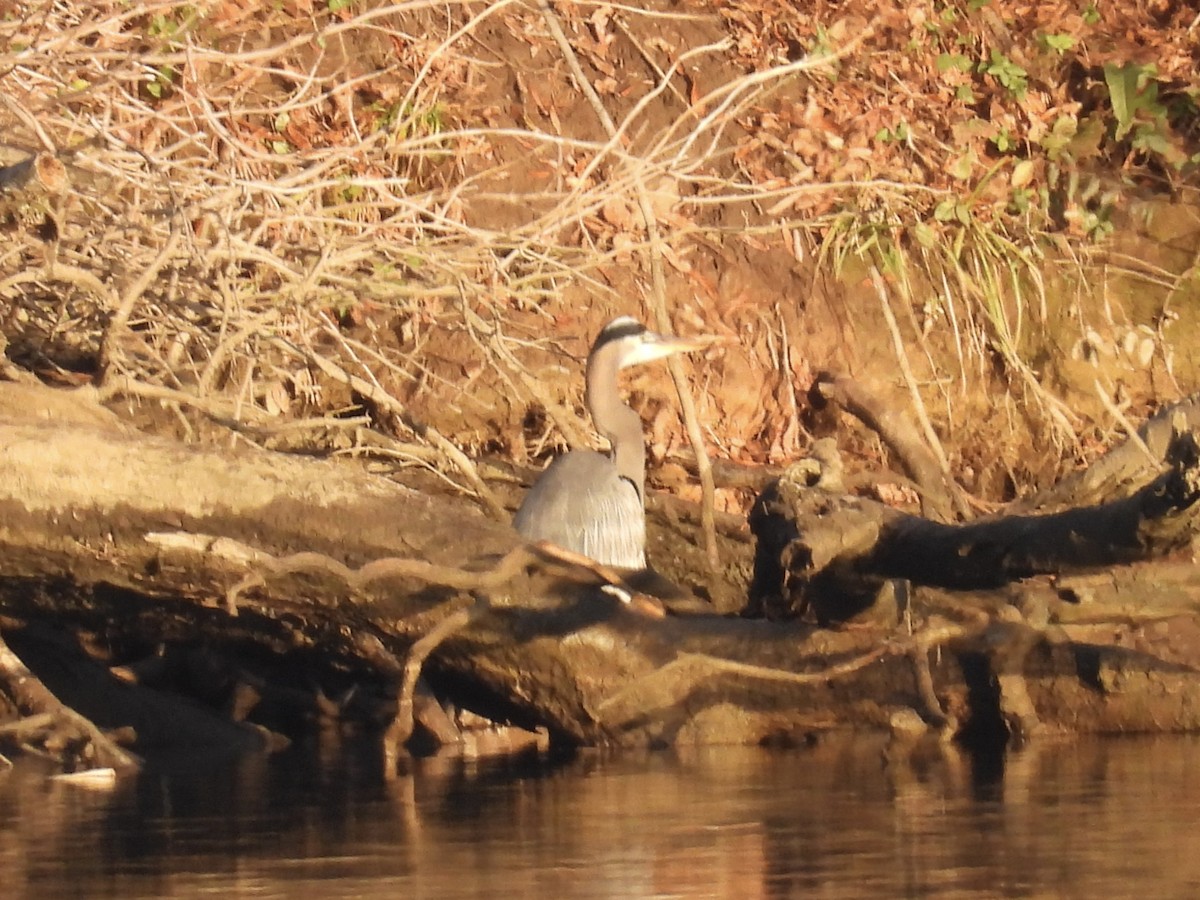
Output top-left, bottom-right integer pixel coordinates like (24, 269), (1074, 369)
(1, 1), (1200, 770)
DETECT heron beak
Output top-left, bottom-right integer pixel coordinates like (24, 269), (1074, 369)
(625, 330), (718, 366)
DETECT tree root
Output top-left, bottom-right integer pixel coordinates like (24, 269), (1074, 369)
(0, 632), (139, 773)
(140, 532), (652, 615)
(593, 619), (976, 734)
(388, 595), (479, 753)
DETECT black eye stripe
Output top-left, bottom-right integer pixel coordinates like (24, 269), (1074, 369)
(593, 317), (647, 349)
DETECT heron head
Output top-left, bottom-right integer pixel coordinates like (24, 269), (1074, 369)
(591, 316), (713, 369)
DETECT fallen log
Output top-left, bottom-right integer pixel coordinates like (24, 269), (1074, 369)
(4, 380), (1200, 772)
(749, 417), (1200, 620)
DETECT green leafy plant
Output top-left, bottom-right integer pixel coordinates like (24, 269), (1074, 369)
(1104, 63), (1164, 140)
(1037, 33), (1076, 55)
(140, 5), (206, 101)
(145, 64), (176, 100)
(146, 6), (203, 47)
(375, 100), (446, 139)
(1103, 63), (1189, 169)
(808, 25), (841, 79)
(875, 121), (910, 144)
(981, 50), (1027, 98)
(936, 53), (972, 73)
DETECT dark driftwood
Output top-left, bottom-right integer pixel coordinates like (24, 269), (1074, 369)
(4, 381), (1200, 771)
(750, 418), (1200, 621)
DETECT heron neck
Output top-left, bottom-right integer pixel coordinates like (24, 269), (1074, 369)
(586, 346), (646, 500)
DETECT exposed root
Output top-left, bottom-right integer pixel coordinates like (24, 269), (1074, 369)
(0, 632), (139, 773)
(909, 640), (952, 731)
(593, 619), (975, 732)
(389, 595), (479, 750)
(140, 533), (632, 615)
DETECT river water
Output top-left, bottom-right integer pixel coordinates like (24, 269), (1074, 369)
(2, 734), (1198, 898)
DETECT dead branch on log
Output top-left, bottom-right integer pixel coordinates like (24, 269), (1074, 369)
(1027, 398), (1200, 512)
(868, 426), (1200, 586)
(811, 372), (965, 522)
(142, 532), (659, 622)
(752, 425), (1200, 623)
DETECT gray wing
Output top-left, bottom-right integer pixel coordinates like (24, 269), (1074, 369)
(513, 450), (646, 569)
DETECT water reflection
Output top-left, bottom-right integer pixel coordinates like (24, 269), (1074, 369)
(2, 734), (1199, 898)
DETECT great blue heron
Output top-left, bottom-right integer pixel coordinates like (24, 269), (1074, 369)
(513, 316), (709, 570)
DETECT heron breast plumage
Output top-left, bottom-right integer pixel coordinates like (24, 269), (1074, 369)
(513, 450), (646, 569)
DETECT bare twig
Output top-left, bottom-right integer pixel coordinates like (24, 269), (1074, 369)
(274, 337), (509, 521)
(1094, 377), (1160, 468)
(870, 267), (956, 486)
